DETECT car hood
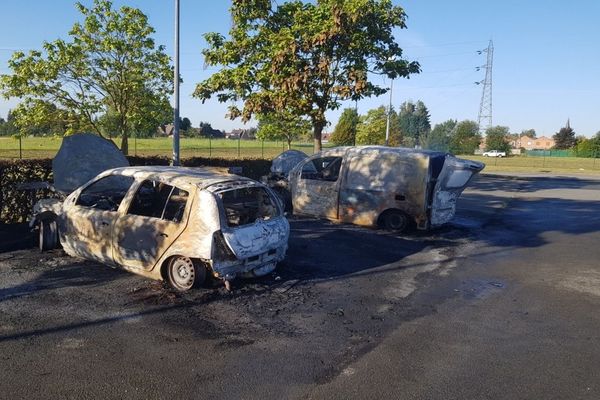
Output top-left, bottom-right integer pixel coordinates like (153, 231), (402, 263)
(52, 133), (129, 194)
(270, 149), (308, 177)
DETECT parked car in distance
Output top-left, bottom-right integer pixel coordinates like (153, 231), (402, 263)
(266, 146), (484, 232)
(482, 150), (506, 157)
(31, 166), (290, 291)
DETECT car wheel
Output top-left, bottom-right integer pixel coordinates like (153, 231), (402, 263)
(39, 219), (58, 252)
(380, 210), (410, 232)
(166, 256), (205, 292)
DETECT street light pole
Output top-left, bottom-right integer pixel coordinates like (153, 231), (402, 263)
(172, 0), (180, 166)
(385, 78), (394, 146)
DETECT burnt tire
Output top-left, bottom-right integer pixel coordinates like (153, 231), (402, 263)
(39, 219), (58, 252)
(166, 256), (206, 292)
(380, 210), (410, 233)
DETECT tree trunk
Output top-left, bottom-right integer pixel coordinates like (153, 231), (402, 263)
(313, 123), (323, 153)
(287, 138), (292, 150)
(120, 134), (129, 156)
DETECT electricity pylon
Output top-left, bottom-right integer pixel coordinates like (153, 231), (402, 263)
(476, 40), (493, 134)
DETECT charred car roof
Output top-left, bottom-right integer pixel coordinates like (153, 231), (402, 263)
(96, 166), (255, 191)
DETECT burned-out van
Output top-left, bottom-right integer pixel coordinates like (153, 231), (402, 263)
(278, 146), (484, 232)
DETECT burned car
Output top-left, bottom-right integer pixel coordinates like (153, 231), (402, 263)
(268, 146), (484, 232)
(30, 134), (289, 291)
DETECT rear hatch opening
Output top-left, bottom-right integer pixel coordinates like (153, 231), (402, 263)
(219, 185), (280, 227)
(211, 184), (289, 278)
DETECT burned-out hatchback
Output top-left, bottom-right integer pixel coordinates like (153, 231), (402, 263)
(32, 166), (290, 291)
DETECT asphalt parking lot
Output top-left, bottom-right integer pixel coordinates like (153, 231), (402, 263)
(1, 174), (599, 400)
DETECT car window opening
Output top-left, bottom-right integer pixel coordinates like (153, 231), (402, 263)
(301, 156), (343, 182)
(219, 186), (279, 227)
(76, 175), (135, 211)
(128, 180), (189, 223)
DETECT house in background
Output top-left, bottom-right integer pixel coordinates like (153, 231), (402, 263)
(157, 123), (179, 137)
(226, 128), (257, 140)
(478, 133), (556, 154)
(513, 135), (555, 150)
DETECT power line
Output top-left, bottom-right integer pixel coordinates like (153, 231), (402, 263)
(401, 40), (488, 49)
(413, 50), (480, 60)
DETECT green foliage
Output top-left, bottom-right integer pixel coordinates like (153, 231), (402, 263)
(194, 0), (420, 152)
(397, 100), (431, 147)
(0, 156), (273, 223)
(553, 124), (577, 149)
(198, 122), (224, 138)
(422, 119), (456, 152)
(0, 0), (172, 154)
(330, 108), (359, 146)
(575, 132), (600, 158)
(449, 120), (481, 155)
(355, 106), (398, 145)
(0, 158), (55, 223)
(485, 125), (511, 154)
(0, 111), (17, 137)
(520, 128), (536, 138)
(256, 112), (311, 148)
(180, 118), (192, 132)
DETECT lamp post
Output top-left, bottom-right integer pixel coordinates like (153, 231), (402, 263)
(172, 0), (180, 166)
(385, 78), (394, 146)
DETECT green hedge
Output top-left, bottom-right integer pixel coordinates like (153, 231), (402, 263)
(0, 156), (272, 224)
(0, 159), (56, 224)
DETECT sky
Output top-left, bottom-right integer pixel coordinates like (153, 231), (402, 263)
(1, 0), (599, 137)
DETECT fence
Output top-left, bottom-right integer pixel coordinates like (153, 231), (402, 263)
(526, 150), (576, 157)
(0, 136), (327, 160)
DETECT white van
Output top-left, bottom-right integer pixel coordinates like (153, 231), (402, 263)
(278, 146), (484, 232)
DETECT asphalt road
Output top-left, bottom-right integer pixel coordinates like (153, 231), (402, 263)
(0, 174), (599, 400)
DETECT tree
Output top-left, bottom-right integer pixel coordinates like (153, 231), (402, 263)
(0, 110), (17, 136)
(256, 112), (311, 149)
(449, 120), (481, 155)
(575, 132), (600, 158)
(330, 108), (359, 145)
(397, 100), (431, 147)
(355, 105), (399, 145)
(199, 122), (224, 138)
(0, 0), (172, 154)
(485, 126), (511, 154)
(422, 119), (456, 152)
(180, 117), (192, 132)
(520, 128), (536, 138)
(194, 0), (420, 153)
(553, 120), (577, 149)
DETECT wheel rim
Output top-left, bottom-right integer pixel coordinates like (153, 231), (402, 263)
(386, 213), (407, 231)
(39, 220), (57, 251)
(169, 257), (195, 290)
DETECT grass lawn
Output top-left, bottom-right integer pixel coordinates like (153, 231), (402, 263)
(1, 136), (599, 175)
(463, 155), (600, 175)
(0, 136), (323, 160)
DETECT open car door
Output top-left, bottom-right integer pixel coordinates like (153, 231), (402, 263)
(429, 156), (484, 227)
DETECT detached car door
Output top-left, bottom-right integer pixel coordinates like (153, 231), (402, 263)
(62, 174), (135, 265)
(292, 155), (343, 219)
(112, 179), (190, 270)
